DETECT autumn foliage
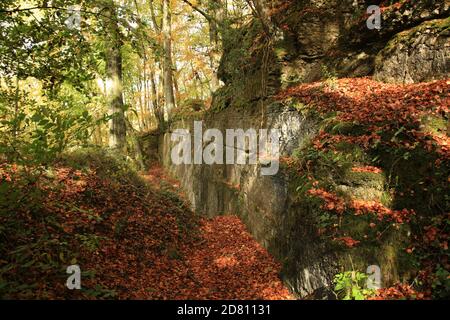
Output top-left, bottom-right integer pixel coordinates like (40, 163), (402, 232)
(278, 78), (449, 158)
(0, 156), (292, 300)
(278, 77), (449, 298)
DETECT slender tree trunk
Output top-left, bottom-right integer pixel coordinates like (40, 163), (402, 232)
(162, 0), (176, 121)
(147, 0), (164, 129)
(208, 0), (223, 93)
(150, 68), (164, 130)
(105, 5), (127, 152)
(142, 58), (150, 131)
(172, 65), (180, 101)
(13, 74), (20, 138)
(145, 78), (153, 130)
(137, 78), (145, 131)
(133, 0), (150, 131)
(94, 124), (103, 145)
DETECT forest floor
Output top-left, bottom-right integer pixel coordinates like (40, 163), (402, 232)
(133, 165), (293, 300)
(0, 153), (292, 300)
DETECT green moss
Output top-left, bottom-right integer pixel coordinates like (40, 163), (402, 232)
(421, 114), (448, 135)
(336, 223), (408, 286)
(334, 143), (368, 161)
(324, 121), (367, 136)
(373, 145), (448, 216)
(428, 17), (450, 33)
(390, 18), (449, 46)
(340, 170), (385, 189)
(380, 190), (394, 207)
(274, 46), (288, 60)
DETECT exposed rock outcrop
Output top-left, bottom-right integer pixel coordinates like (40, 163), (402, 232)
(147, 0), (450, 298)
(156, 103), (403, 298)
(158, 106), (337, 298)
(267, 0), (449, 85)
(374, 18), (450, 83)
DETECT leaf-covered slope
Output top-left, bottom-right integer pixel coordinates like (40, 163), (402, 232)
(0, 150), (292, 299)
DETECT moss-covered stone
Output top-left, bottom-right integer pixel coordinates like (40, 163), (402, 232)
(374, 18), (450, 83)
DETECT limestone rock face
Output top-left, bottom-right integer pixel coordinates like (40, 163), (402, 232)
(374, 19), (450, 84)
(154, 104), (400, 298)
(157, 106), (338, 298)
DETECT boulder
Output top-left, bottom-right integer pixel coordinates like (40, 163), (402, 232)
(374, 19), (450, 83)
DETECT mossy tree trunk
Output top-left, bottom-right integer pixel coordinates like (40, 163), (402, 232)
(162, 0), (176, 121)
(105, 4), (127, 152)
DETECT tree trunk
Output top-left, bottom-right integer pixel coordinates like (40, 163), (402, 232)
(137, 76), (145, 131)
(162, 0), (176, 121)
(208, 0), (224, 93)
(105, 5), (127, 151)
(150, 68), (164, 130)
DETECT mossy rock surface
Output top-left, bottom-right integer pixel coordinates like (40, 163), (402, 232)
(374, 18), (450, 83)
